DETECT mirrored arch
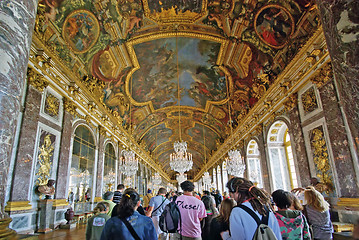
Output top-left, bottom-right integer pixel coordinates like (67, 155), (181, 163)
(69, 125), (96, 213)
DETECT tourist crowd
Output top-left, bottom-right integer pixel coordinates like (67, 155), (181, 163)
(85, 178), (335, 240)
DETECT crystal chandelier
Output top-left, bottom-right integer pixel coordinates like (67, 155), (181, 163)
(203, 171), (212, 185)
(104, 168), (116, 191)
(176, 173), (187, 184)
(120, 149), (138, 176)
(226, 149), (246, 177)
(152, 172), (162, 186)
(170, 141), (193, 174)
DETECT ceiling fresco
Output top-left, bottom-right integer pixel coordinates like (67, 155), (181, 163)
(37, 0), (319, 179)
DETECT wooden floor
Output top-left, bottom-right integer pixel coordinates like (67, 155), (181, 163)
(37, 224), (86, 240)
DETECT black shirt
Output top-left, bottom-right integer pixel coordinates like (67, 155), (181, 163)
(209, 217), (229, 240)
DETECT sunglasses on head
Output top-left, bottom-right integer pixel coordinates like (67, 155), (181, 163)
(228, 180), (236, 193)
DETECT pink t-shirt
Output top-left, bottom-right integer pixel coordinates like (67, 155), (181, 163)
(175, 194), (207, 238)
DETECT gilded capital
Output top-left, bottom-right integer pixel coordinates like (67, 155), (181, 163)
(63, 98), (77, 115)
(284, 93), (298, 112)
(27, 68), (49, 92)
(311, 62), (333, 87)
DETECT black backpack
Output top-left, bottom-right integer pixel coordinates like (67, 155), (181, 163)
(159, 201), (181, 233)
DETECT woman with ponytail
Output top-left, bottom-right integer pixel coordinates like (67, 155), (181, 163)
(100, 189), (157, 240)
(221, 177), (281, 240)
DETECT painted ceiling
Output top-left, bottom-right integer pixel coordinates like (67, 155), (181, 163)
(38, 0), (319, 178)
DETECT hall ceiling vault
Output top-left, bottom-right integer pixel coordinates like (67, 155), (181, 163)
(32, 0), (322, 180)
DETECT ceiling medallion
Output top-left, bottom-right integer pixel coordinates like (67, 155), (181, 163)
(62, 10), (100, 54)
(254, 4), (295, 49)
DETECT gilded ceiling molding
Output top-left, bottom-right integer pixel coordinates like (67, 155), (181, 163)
(27, 67), (49, 92)
(310, 62), (333, 87)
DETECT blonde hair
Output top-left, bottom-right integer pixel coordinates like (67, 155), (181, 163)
(304, 186), (329, 212)
(218, 198), (236, 224)
(288, 192), (303, 211)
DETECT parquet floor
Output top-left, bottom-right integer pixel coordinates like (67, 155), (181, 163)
(37, 224), (86, 240)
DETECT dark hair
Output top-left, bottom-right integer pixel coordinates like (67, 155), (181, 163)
(180, 181), (194, 192)
(226, 177), (271, 215)
(117, 189), (140, 218)
(272, 190), (292, 209)
(202, 196), (212, 210)
(117, 184), (125, 190)
(158, 187), (167, 195)
(103, 191), (114, 200)
(203, 190), (210, 196)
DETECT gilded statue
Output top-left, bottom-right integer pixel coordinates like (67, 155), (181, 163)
(36, 134), (54, 186)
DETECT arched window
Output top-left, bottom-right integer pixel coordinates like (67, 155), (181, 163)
(103, 143), (116, 192)
(70, 125), (96, 212)
(267, 121), (298, 191)
(246, 140), (263, 188)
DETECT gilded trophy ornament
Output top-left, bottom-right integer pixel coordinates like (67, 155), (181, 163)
(310, 127), (334, 193)
(36, 134), (54, 187)
(301, 87), (318, 113)
(45, 93), (60, 117)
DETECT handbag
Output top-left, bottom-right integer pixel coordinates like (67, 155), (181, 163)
(119, 217), (141, 240)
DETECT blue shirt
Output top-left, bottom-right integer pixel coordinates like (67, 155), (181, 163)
(100, 211), (157, 240)
(222, 201), (281, 240)
(149, 195), (170, 216)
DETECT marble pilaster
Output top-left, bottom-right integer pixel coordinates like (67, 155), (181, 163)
(55, 111), (74, 200)
(10, 86), (42, 201)
(0, 0), (38, 219)
(257, 131), (271, 191)
(319, 81), (359, 197)
(95, 133), (105, 198)
(316, 1), (359, 180)
(287, 105), (311, 187)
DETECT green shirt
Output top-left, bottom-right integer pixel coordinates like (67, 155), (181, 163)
(86, 213), (110, 240)
(103, 200), (116, 216)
